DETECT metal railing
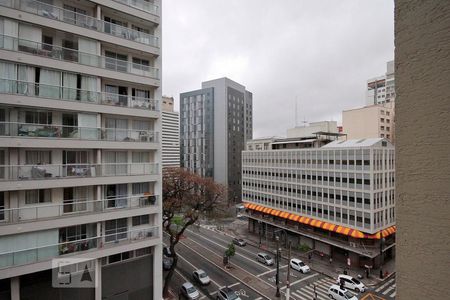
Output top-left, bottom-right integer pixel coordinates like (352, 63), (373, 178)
(0, 226), (159, 269)
(0, 35), (159, 79)
(0, 78), (159, 111)
(0, 0), (159, 47)
(112, 0), (159, 15)
(0, 194), (158, 224)
(0, 122), (158, 143)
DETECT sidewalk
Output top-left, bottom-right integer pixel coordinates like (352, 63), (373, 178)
(216, 220), (395, 287)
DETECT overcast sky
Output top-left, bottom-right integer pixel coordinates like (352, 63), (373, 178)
(162, 0), (394, 138)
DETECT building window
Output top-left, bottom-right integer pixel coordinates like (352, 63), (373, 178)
(105, 218), (128, 242)
(132, 215), (150, 226)
(25, 189), (51, 204)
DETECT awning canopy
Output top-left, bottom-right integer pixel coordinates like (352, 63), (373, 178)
(243, 202), (396, 239)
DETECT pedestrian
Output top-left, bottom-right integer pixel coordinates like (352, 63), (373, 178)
(308, 252), (312, 261)
(329, 257), (333, 264)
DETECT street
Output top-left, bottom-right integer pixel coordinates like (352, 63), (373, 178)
(165, 226), (396, 300)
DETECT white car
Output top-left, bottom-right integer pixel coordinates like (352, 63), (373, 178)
(337, 274), (366, 293)
(290, 258), (310, 273)
(180, 282), (200, 299)
(328, 284), (358, 300)
(257, 252), (274, 266)
(193, 269), (211, 285)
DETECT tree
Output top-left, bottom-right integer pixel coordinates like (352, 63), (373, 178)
(224, 242), (235, 266)
(162, 167), (226, 297)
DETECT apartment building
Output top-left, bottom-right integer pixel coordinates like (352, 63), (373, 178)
(242, 138), (395, 269)
(343, 103), (395, 143)
(161, 96), (180, 168)
(180, 77), (253, 203)
(0, 0), (162, 299)
(366, 60), (395, 106)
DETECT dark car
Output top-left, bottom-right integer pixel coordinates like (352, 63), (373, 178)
(232, 238), (246, 247)
(216, 287), (241, 300)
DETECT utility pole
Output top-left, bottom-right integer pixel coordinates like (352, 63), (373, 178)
(275, 235), (281, 298)
(286, 241), (291, 300)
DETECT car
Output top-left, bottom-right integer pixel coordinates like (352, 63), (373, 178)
(233, 238), (247, 247)
(163, 246), (172, 257)
(328, 284), (358, 300)
(192, 269), (210, 285)
(290, 258), (310, 273)
(216, 287), (241, 300)
(163, 256), (173, 270)
(257, 252), (274, 266)
(337, 274), (366, 293)
(180, 282), (200, 300)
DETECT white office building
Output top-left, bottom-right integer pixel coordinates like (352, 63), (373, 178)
(366, 60), (395, 106)
(161, 96), (180, 168)
(242, 138), (395, 268)
(0, 0), (162, 299)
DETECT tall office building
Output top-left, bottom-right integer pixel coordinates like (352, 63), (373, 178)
(243, 137), (395, 268)
(161, 96), (180, 168)
(180, 77), (253, 203)
(0, 0), (162, 299)
(366, 60), (395, 106)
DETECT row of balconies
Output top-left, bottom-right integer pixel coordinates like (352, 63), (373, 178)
(111, 0), (159, 15)
(1, 0), (159, 47)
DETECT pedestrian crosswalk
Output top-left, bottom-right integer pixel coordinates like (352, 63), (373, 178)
(375, 277), (396, 298)
(289, 277), (358, 300)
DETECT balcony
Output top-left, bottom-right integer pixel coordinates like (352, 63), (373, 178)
(0, 0), (159, 47)
(0, 35), (159, 79)
(0, 122), (158, 143)
(0, 226), (159, 269)
(0, 78), (159, 111)
(0, 194), (159, 225)
(111, 0), (159, 15)
(0, 162), (159, 181)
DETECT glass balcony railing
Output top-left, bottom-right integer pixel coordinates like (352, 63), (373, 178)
(0, 162), (159, 181)
(0, 35), (159, 79)
(0, 226), (159, 269)
(0, 122), (158, 143)
(0, 0), (159, 47)
(0, 79), (160, 111)
(0, 194), (159, 224)
(112, 0), (159, 15)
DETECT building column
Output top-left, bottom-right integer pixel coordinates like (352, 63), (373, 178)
(10, 276), (19, 300)
(95, 258), (102, 300)
(153, 244), (163, 300)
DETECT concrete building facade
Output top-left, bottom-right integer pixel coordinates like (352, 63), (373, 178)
(161, 97), (180, 168)
(395, 1), (450, 299)
(287, 121), (338, 139)
(0, 0), (163, 299)
(180, 78), (253, 202)
(366, 60), (395, 106)
(242, 138), (395, 269)
(343, 103), (395, 143)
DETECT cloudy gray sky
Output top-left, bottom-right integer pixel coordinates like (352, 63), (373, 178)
(162, 0), (394, 138)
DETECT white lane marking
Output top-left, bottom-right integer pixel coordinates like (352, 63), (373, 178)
(187, 229), (276, 271)
(300, 284), (329, 300)
(291, 291), (308, 300)
(256, 265), (288, 277)
(382, 283), (396, 295)
(280, 273), (319, 290)
(254, 297), (263, 300)
(174, 269), (206, 299)
(177, 252), (222, 288)
(390, 290), (396, 297)
(375, 278), (395, 292)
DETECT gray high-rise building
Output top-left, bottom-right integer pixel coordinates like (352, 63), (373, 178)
(180, 78), (253, 202)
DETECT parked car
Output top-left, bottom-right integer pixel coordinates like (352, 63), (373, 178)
(289, 258), (310, 273)
(328, 284), (358, 300)
(180, 282), (200, 300)
(216, 287), (241, 300)
(337, 274), (366, 293)
(233, 238), (247, 247)
(163, 256), (173, 270)
(192, 269), (210, 285)
(163, 246), (172, 257)
(256, 252), (274, 266)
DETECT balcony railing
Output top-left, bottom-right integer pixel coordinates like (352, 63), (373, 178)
(0, 162), (159, 181)
(0, 35), (159, 79)
(0, 0), (159, 47)
(0, 226), (159, 269)
(0, 194), (159, 224)
(0, 122), (158, 143)
(0, 78), (159, 111)
(112, 0), (159, 15)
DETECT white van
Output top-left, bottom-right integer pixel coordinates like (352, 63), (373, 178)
(328, 284), (358, 300)
(337, 274), (366, 293)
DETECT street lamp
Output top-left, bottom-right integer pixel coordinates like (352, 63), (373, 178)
(379, 232), (385, 279)
(275, 235), (281, 298)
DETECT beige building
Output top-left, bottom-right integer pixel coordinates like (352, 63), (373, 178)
(162, 96), (175, 112)
(396, 1), (450, 299)
(342, 103), (395, 143)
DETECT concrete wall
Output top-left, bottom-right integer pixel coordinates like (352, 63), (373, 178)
(395, 1), (450, 299)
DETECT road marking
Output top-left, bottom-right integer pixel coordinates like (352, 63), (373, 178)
(174, 269), (206, 299)
(280, 273), (319, 290)
(390, 290), (396, 297)
(186, 229), (275, 271)
(256, 265), (288, 277)
(292, 291), (307, 300)
(177, 252), (222, 288)
(375, 278), (395, 292)
(382, 283), (396, 295)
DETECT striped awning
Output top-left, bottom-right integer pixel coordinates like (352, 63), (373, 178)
(243, 202), (395, 239)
